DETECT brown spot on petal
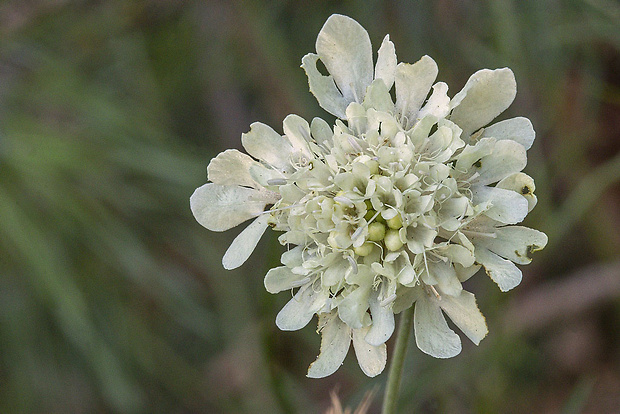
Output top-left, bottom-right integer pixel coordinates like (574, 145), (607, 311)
(524, 244), (542, 259)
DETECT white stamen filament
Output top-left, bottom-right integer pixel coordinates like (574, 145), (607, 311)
(333, 196), (354, 207)
(467, 172), (480, 182)
(346, 255), (358, 274)
(350, 226), (364, 241)
(462, 229), (497, 238)
(347, 136), (363, 153)
(267, 178), (288, 186)
(351, 85), (360, 103)
(351, 210), (381, 241)
(379, 293), (397, 307)
(422, 250), (431, 282)
(437, 253), (448, 262)
(290, 277), (312, 289)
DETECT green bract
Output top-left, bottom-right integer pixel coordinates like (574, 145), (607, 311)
(191, 14), (547, 378)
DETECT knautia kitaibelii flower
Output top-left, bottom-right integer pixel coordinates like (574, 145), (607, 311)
(191, 14), (547, 378)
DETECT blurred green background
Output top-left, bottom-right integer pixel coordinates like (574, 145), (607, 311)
(0, 1), (618, 413)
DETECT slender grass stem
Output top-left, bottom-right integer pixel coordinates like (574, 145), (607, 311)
(382, 305), (415, 414)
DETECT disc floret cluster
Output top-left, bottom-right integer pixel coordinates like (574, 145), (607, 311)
(191, 14), (547, 378)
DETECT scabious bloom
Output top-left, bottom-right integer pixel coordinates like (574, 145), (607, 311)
(191, 14), (547, 378)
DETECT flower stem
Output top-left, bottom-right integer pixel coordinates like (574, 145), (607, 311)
(382, 305), (415, 414)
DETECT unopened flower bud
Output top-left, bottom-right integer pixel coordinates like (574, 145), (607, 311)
(385, 228), (403, 251)
(367, 222), (386, 242)
(354, 242), (374, 257)
(386, 214), (402, 229)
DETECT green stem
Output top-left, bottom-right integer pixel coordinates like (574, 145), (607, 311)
(382, 305), (415, 414)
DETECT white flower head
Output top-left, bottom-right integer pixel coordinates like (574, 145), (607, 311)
(191, 14), (547, 378)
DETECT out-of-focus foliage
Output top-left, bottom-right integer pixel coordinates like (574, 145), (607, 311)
(0, 1), (618, 413)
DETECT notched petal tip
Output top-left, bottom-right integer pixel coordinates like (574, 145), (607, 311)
(438, 290), (488, 346)
(190, 183), (271, 232)
(302, 53), (348, 118)
(316, 13), (373, 105)
(395, 56), (438, 129)
(207, 149), (258, 188)
(375, 34), (397, 90)
(241, 122), (294, 171)
(307, 313), (352, 378)
(414, 295), (462, 358)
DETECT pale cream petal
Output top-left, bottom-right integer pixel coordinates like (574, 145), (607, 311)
(481, 117), (535, 150)
(475, 246), (522, 292)
(455, 137), (495, 173)
(248, 164), (283, 188)
(264, 266), (308, 294)
(280, 245), (304, 268)
(437, 196), (470, 231)
(392, 285), (423, 314)
(307, 312), (352, 378)
(276, 285), (327, 331)
(241, 122), (293, 171)
(497, 172), (538, 211)
(406, 225), (437, 254)
(322, 258), (349, 286)
(352, 327), (387, 377)
(449, 68), (516, 139)
(282, 114), (312, 158)
(397, 264), (417, 286)
(338, 285), (372, 329)
(471, 140), (527, 186)
(414, 293), (462, 358)
(363, 79), (394, 113)
(440, 244), (475, 267)
(471, 185), (529, 224)
(437, 290), (488, 345)
(207, 149), (259, 188)
(222, 215), (269, 270)
(473, 226), (548, 265)
(190, 183), (276, 231)
(428, 261), (462, 297)
(346, 102), (369, 135)
(395, 56), (438, 129)
(315, 14), (373, 104)
(365, 292), (395, 346)
(302, 53), (349, 118)
(418, 82), (450, 120)
(310, 117), (334, 147)
(375, 34), (397, 90)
